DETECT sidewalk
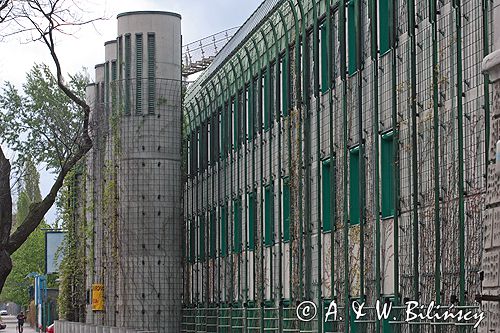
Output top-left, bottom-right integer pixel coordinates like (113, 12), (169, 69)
(3, 316), (37, 333)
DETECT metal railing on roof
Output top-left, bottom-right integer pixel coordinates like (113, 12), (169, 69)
(182, 27), (240, 77)
(184, 0), (281, 103)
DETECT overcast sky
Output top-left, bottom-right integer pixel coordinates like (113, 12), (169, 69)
(1, 0), (263, 224)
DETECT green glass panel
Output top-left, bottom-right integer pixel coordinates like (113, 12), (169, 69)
(233, 198), (242, 253)
(282, 57), (289, 116)
(243, 88), (248, 144)
(248, 193), (255, 250)
(350, 300), (359, 332)
(283, 178), (290, 242)
(323, 300), (334, 332)
(381, 297), (398, 333)
(189, 219), (195, 263)
(348, 0), (358, 75)
(270, 65), (275, 128)
(258, 77), (263, 133)
(381, 131), (395, 218)
(221, 205), (227, 256)
(227, 102), (232, 154)
(209, 210), (216, 258)
(264, 185), (273, 246)
(220, 107), (225, 156)
(321, 24), (329, 93)
(379, 0), (391, 54)
(248, 83), (254, 141)
(233, 98), (239, 148)
(199, 215), (205, 261)
(322, 159), (332, 232)
(263, 71), (270, 131)
(350, 147), (360, 225)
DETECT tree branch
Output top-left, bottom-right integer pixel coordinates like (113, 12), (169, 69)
(0, 0), (11, 24)
(5, 1), (93, 254)
(0, 146), (13, 248)
(6, 138), (90, 254)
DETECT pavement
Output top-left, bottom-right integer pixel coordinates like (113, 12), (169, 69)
(0, 316), (36, 333)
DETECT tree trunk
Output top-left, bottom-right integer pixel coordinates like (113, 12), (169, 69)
(0, 147), (13, 291)
(0, 250), (12, 292)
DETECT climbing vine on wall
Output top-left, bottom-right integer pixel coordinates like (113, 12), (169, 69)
(57, 164), (87, 322)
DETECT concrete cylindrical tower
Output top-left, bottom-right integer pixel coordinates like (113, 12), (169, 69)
(101, 40), (118, 326)
(89, 63), (107, 326)
(114, 11), (182, 332)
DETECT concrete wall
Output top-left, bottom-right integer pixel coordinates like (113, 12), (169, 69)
(481, 0), (500, 331)
(83, 11), (182, 332)
(55, 320), (156, 333)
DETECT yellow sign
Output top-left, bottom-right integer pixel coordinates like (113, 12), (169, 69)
(92, 284), (105, 311)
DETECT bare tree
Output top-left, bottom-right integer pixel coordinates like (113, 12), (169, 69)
(0, 1), (12, 24)
(0, 0), (100, 291)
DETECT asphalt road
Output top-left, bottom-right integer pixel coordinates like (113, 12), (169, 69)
(0, 316), (35, 333)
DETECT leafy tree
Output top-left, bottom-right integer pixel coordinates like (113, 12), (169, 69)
(0, 0), (100, 294)
(1, 64), (88, 170)
(0, 60), (91, 294)
(0, 160), (48, 307)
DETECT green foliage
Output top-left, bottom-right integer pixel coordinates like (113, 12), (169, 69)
(0, 160), (48, 307)
(0, 63), (89, 170)
(57, 165), (86, 322)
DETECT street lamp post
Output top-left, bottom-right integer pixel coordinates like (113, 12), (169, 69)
(27, 273), (47, 332)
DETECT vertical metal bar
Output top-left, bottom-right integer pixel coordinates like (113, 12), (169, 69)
(255, 42), (265, 333)
(327, 0), (335, 312)
(339, 0), (350, 331)
(407, 0), (420, 326)
(391, 23), (400, 312)
(260, 28), (273, 318)
(240, 47), (251, 329)
(196, 124), (200, 312)
(250, 41), (258, 317)
(370, 0), (381, 331)
(284, 1), (298, 309)
(269, 15), (283, 332)
(454, 0), (466, 312)
(234, 61), (243, 307)
(201, 96), (211, 311)
(297, 1), (307, 302)
(229, 68), (235, 310)
(277, 9), (292, 319)
(211, 80), (221, 330)
(312, 1), (323, 331)
(287, 0), (305, 302)
(430, 0), (442, 317)
(356, 0), (366, 310)
(304, 31), (312, 298)
(482, 0), (490, 196)
(209, 91), (215, 311)
(243, 45), (254, 309)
